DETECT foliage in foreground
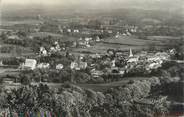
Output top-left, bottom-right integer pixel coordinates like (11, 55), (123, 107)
(0, 76), (171, 117)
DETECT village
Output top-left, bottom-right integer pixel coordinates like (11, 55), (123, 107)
(0, 3), (183, 116)
(0, 30), (177, 86)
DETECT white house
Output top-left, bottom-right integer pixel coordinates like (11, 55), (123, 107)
(37, 63), (50, 69)
(147, 56), (161, 62)
(155, 52), (170, 60)
(91, 69), (104, 78)
(40, 47), (48, 56)
(79, 62), (87, 70)
(111, 59), (116, 67)
(127, 57), (139, 63)
(146, 62), (162, 70)
(96, 36), (101, 42)
(56, 64), (64, 70)
(67, 29), (72, 33)
(70, 61), (78, 70)
(22, 59), (37, 70)
(74, 29), (79, 33)
(70, 61), (87, 70)
(169, 49), (176, 55)
(107, 30), (113, 34)
(8, 35), (19, 40)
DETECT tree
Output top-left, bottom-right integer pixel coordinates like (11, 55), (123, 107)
(20, 76), (31, 85)
(0, 32), (8, 40)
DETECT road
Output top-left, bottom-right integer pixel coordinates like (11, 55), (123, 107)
(77, 77), (149, 91)
(0, 77), (150, 92)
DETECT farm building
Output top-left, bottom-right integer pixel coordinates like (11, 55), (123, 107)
(21, 59), (37, 70)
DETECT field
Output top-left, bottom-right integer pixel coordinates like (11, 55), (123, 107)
(104, 36), (157, 46)
(146, 36), (181, 43)
(30, 32), (63, 38)
(30, 32), (79, 42)
(73, 35), (181, 54)
(1, 20), (43, 26)
(0, 67), (20, 78)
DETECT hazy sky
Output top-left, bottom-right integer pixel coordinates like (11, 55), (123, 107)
(1, 0), (183, 11)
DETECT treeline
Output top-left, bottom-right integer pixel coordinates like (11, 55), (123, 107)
(0, 77), (169, 117)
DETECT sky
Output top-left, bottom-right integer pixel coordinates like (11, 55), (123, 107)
(0, 0), (183, 12)
(1, 0), (183, 7)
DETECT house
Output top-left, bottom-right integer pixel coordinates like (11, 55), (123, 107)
(147, 62), (162, 70)
(146, 52), (169, 71)
(70, 61), (87, 70)
(70, 61), (79, 70)
(8, 35), (19, 40)
(78, 40), (86, 46)
(22, 59), (37, 70)
(72, 41), (77, 47)
(119, 68), (126, 75)
(73, 29), (79, 33)
(107, 30), (113, 34)
(111, 59), (116, 67)
(85, 37), (92, 47)
(96, 36), (101, 42)
(86, 44), (91, 48)
(67, 29), (72, 33)
(91, 69), (104, 78)
(5, 35), (23, 45)
(85, 37), (92, 42)
(147, 56), (161, 62)
(169, 49), (176, 55)
(37, 63), (50, 69)
(54, 41), (61, 51)
(39, 47), (48, 56)
(56, 64), (64, 70)
(50, 47), (57, 53)
(77, 38), (91, 48)
(78, 62), (87, 69)
(49, 41), (62, 54)
(127, 57), (139, 63)
(115, 34), (120, 38)
(122, 33), (127, 36)
(126, 32), (131, 36)
(90, 53), (101, 58)
(155, 52), (170, 60)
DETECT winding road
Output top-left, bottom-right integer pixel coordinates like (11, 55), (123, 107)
(0, 76), (150, 92)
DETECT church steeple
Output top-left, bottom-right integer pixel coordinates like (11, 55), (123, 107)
(129, 48), (133, 57)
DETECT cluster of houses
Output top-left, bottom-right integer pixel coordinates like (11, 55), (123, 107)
(125, 50), (170, 74)
(18, 44), (172, 80)
(20, 56), (88, 71)
(62, 25), (137, 39)
(39, 41), (65, 57)
(73, 36), (101, 48)
(86, 49), (170, 77)
(115, 27), (138, 38)
(0, 22), (174, 83)
(0, 32), (172, 81)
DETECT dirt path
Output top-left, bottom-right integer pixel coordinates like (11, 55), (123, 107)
(77, 77), (149, 91)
